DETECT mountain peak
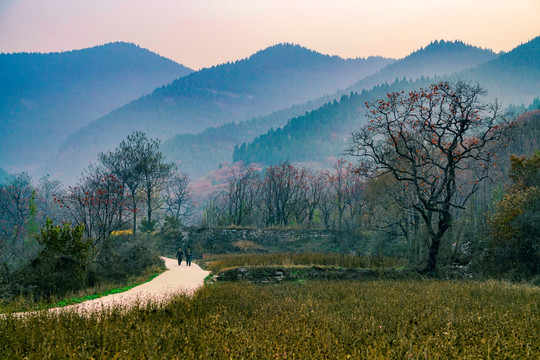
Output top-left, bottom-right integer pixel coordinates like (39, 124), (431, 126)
(410, 39), (495, 58)
(244, 43), (333, 67)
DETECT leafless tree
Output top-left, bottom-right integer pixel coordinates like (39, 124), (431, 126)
(261, 162), (305, 227)
(0, 172), (33, 251)
(56, 165), (129, 247)
(162, 170), (192, 225)
(37, 174), (63, 225)
(346, 81), (510, 272)
(220, 164), (259, 226)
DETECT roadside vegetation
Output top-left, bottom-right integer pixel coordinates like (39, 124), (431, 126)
(0, 268), (163, 313)
(0, 132), (183, 310)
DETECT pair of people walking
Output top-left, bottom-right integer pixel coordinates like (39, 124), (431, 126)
(176, 246), (192, 266)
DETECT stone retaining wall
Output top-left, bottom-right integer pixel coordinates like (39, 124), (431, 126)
(185, 227), (338, 255)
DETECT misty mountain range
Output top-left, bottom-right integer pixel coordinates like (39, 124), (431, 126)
(0, 42), (192, 172)
(1, 37), (539, 186)
(161, 39), (507, 179)
(54, 44), (393, 180)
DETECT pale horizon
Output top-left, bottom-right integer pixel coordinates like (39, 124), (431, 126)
(0, 0), (539, 70)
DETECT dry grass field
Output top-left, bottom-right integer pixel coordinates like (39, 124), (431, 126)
(2, 277), (539, 358)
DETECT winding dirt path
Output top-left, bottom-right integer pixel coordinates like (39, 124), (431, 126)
(41, 257), (210, 316)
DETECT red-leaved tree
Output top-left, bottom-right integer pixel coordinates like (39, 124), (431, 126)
(346, 81), (511, 272)
(55, 166), (130, 248)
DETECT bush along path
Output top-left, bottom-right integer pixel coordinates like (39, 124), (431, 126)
(10, 257), (210, 317)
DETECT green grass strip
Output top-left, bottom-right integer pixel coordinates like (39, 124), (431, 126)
(50, 272), (161, 309)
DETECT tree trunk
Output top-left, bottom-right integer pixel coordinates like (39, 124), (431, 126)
(147, 190), (152, 230)
(425, 236), (441, 272)
(423, 210), (451, 273)
(132, 197), (137, 239)
(132, 211), (137, 239)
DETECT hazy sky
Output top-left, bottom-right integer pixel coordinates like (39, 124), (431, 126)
(0, 0), (538, 70)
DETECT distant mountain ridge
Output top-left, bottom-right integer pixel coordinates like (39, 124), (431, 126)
(0, 42), (192, 170)
(345, 39), (498, 96)
(456, 36), (540, 105)
(59, 44), (393, 150)
(233, 36), (540, 168)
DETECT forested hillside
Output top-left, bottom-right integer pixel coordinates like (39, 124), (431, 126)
(233, 37), (540, 167)
(162, 40), (498, 179)
(457, 35), (540, 105)
(233, 81), (418, 165)
(161, 100), (329, 179)
(0, 42), (192, 169)
(345, 40), (498, 95)
(53, 45), (392, 183)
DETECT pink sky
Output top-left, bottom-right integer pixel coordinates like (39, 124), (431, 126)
(0, 0), (538, 70)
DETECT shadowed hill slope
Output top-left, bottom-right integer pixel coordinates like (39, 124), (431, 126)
(55, 44), (393, 182)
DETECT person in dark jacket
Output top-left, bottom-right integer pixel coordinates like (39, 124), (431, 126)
(176, 247), (183, 266)
(185, 247), (192, 266)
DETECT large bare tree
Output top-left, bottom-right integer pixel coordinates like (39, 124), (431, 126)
(346, 81), (510, 272)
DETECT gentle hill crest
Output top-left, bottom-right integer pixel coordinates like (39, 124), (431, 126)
(345, 39), (498, 95)
(456, 35), (540, 105)
(61, 43), (393, 141)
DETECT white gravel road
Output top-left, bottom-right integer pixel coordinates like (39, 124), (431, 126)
(46, 256), (210, 315)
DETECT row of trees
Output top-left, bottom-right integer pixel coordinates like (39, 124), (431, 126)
(55, 131), (192, 244)
(205, 159), (365, 232)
